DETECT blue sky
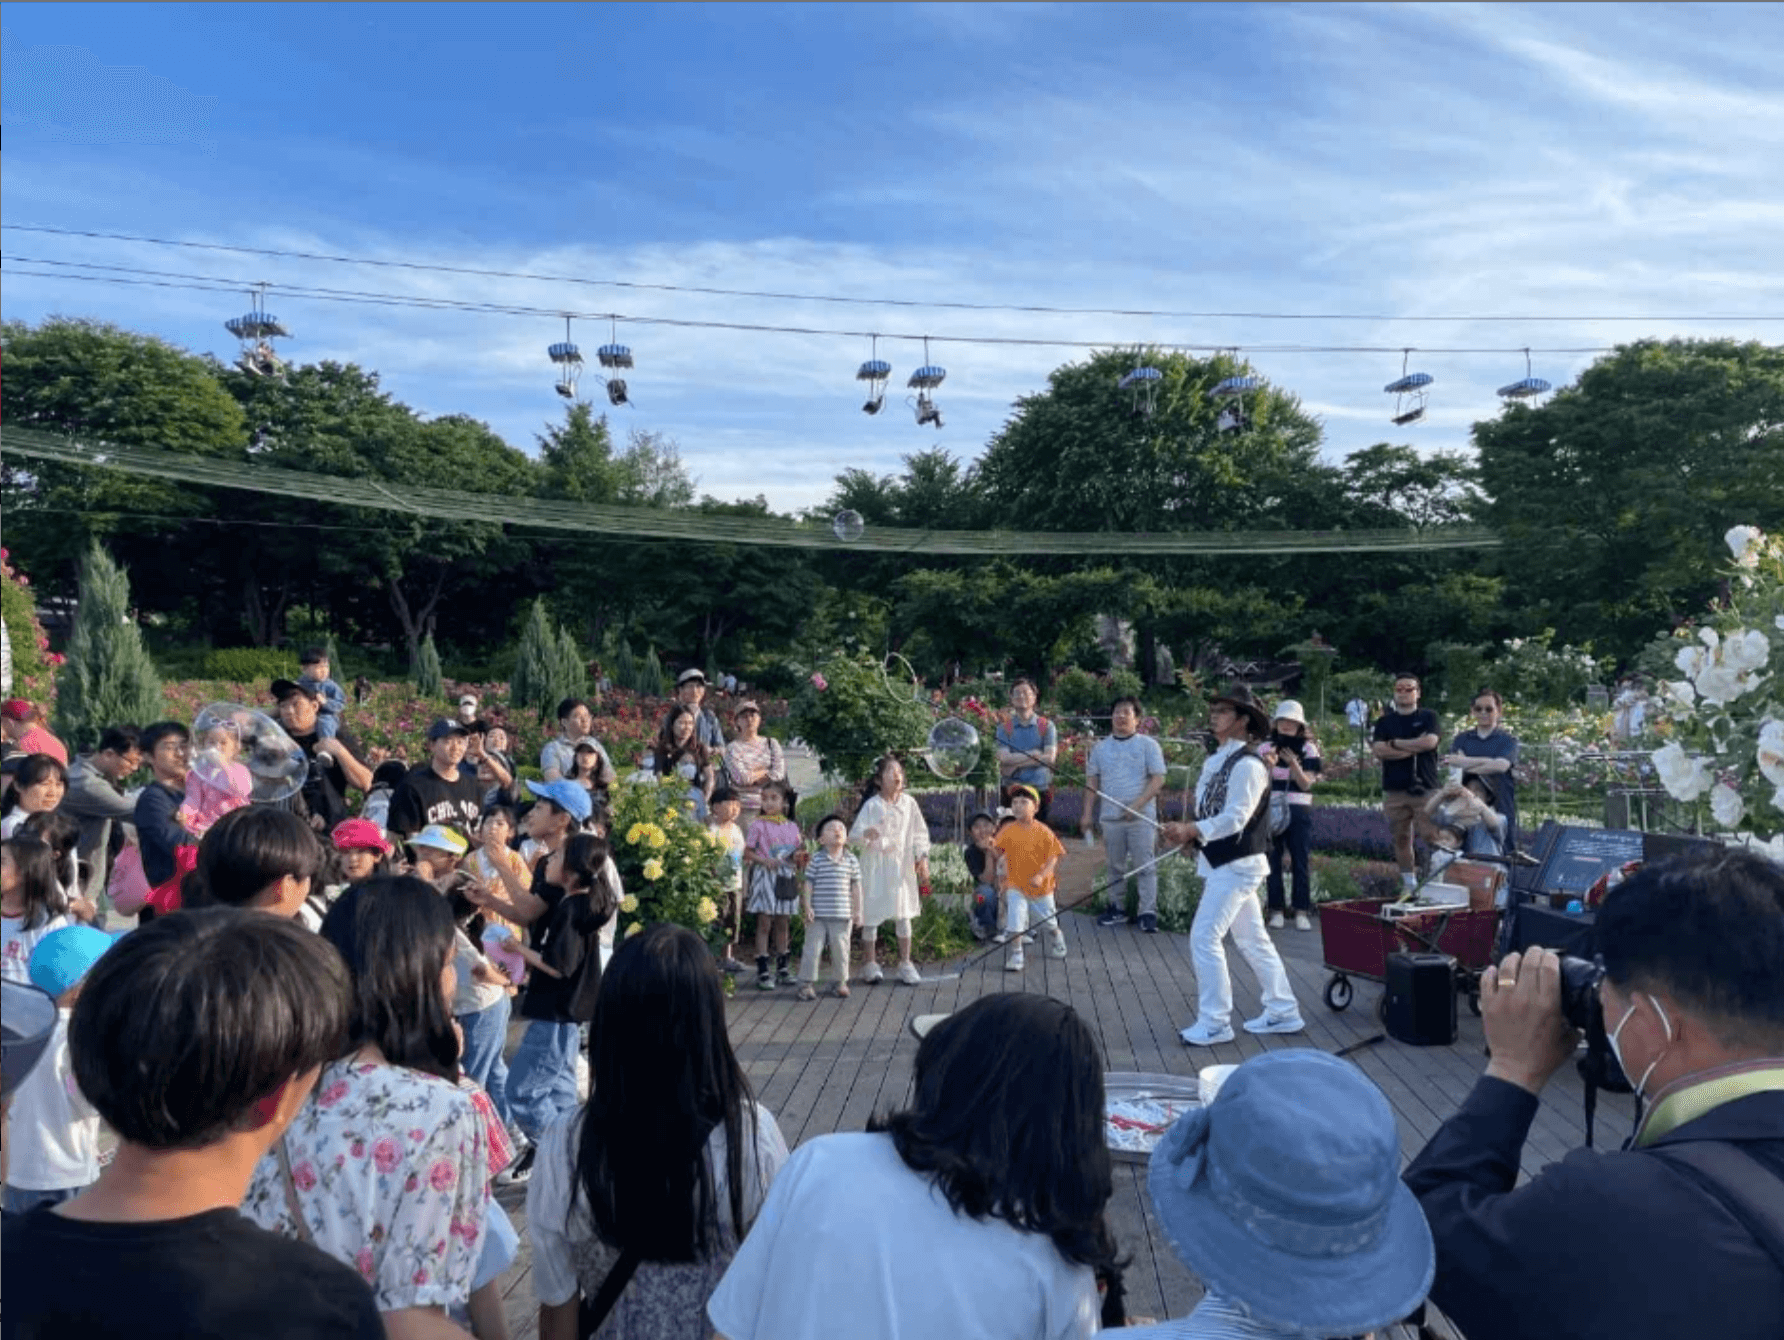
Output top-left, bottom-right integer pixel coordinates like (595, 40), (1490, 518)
(5, 2), (1781, 513)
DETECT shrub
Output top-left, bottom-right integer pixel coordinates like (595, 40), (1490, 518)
(202, 646), (296, 683)
(511, 600), (584, 723)
(1, 547), (51, 694)
(787, 652), (933, 784)
(53, 543), (165, 751)
(608, 781), (730, 955)
(1052, 667), (1105, 715)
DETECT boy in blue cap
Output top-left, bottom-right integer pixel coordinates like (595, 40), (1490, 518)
(5, 925), (115, 1212)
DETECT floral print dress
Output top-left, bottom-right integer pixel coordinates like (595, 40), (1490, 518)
(243, 1057), (491, 1313)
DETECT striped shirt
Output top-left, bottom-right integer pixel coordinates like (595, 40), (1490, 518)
(803, 848), (861, 919)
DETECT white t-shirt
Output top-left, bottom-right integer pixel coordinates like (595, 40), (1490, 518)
(707, 1131), (1101, 1340)
(1, 911), (71, 986)
(4, 1010), (100, 1191)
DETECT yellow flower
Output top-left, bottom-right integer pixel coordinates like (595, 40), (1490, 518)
(643, 858), (665, 881)
(620, 893), (639, 914)
(707, 828), (728, 849)
(625, 921), (643, 938)
(695, 897), (718, 925)
(647, 826), (667, 850)
(626, 823), (646, 845)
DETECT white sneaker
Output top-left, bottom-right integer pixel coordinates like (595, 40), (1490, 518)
(993, 930), (1012, 944)
(1180, 1020), (1236, 1046)
(1294, 912), (1313, 932)
(895, 960), (923, 986)
(575, 1053), (591, 1101)
(860, 960), (885, 984)
(1047, 934), (1068, 960)
(1243, 1011), (1307, 1036)
(1005, 951), (1026, 972)
(1267, 912), (1285, 929)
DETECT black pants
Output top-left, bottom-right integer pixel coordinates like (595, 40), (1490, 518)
(1266, 803), (1313, 913)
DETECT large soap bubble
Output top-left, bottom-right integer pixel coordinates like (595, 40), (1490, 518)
(832, 509), (866, 542)
(192, 702), (308, 804)
(925, 716), (981, 781)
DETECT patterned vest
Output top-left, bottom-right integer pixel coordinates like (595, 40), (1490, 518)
(1197, 747), (1272, 868)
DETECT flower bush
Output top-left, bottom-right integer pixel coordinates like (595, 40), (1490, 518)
(1489, 631), (1603, 709)
(787, 652), (933, 782)
(1, 546), (60, 703)
(607, 780), (729, 952)
(1648, 525), (1784, 852)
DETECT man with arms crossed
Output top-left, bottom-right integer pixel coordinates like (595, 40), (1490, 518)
(1373, 672), (1440, 891)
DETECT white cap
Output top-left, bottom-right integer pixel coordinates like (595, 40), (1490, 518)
(1273, 699), (1307, 726)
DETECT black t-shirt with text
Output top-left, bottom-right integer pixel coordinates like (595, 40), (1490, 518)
(1372, 707), (1440, 794)
(1, 1204), (384, 1340)
(386, 762), (483, 838)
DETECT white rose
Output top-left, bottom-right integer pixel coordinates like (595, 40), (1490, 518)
(1739, 831), (1784, 865)
(1660, 679), (1696, 714)
(1652, 742), (1712, 802)
(1725, 525), (1765, 567)
(1775, 615), (1784, 633)
(1759, 720), (1784, 788)
(1722, 629), (1770, 675)
(1675, 645), (1708, 679)
(1693, 663), (1752, 707)
(1710, 781), (1745, 830)
(1774, 785), (1784, 819)
(1700, 627), (1719, 649)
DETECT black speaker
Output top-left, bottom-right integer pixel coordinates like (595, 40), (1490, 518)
(1385, 952), (1457, 1046)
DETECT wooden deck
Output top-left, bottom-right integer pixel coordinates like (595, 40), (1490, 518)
(491, 884), (1635, 1338)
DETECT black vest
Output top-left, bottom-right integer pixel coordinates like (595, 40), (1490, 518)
(1198, 750), (1272, 868)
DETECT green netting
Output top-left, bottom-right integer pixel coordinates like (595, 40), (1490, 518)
(2, 426), (1500, 556)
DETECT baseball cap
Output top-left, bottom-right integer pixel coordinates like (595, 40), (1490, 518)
(676, 668), (707, 686)
(525, 777), (593, 823)
(28, 925), (116, 999)
(331, 818), (393, 855)
(270, 678), (320, 702)
(733, 700), (761, 717)
(2, 699), (36, 722)
(410, 824), (470, 856)
(426, 719), (469, 741)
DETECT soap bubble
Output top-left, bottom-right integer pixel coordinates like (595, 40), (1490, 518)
(832, 510), (865, 542)
(925, 716), (981, 781)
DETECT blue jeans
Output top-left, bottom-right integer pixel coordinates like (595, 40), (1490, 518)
(506, 1019), (581, 1141)
(973, 883), (1000, 936)
(4, 1184), (83, 1214)
(456, 994), (512, 1126)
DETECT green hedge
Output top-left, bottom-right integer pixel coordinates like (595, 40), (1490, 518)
(201, 646), (302, 682)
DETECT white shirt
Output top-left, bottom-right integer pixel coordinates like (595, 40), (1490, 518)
(708, 1131), (1101, 1340)
(1191, 740), (1271, 877)
(1120, 1293), (1306, 1338)
(1, 912), (71, 986)
(4, 1010), (100, 1191)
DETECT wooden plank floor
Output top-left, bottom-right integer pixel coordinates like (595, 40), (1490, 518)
(493, 875), (1632, 1338)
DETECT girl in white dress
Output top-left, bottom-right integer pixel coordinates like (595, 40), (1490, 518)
(848, 755), (931, 986)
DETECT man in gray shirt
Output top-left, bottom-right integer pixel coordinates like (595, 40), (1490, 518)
(1083, 697), (1168, 932)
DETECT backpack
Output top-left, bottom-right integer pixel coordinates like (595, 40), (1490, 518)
(106, 844), (151, 916)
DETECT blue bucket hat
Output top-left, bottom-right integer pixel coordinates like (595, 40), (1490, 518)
(1146, 1050), (1434, 1337)
(28, 925), (117, 1000)
(525, 777), (593, 823)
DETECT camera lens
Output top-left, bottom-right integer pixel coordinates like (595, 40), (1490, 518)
(1557, 955), (1603, 1033)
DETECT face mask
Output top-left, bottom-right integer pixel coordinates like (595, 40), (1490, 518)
(1607, 993), (1673, 1101)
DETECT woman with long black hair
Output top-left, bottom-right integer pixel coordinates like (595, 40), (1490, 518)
(708, 992), (1118, 1339)
(242, 876), (493, 1339)
(527, 923), (789, 1340)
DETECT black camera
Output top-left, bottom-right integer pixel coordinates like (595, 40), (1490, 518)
(1558, 954), (1631, 1096)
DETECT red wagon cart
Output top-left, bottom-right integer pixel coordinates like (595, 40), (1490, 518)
(1319, 895), (1501, 1019)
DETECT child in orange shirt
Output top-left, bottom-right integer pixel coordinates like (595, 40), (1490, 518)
(993, 785), (1068, 972)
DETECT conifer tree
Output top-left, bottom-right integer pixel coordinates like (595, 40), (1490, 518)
(511, 600), (557, 721)
(413, 633), (444, 698)
(53, 543), (165, 751)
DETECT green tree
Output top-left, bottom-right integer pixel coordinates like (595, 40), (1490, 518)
(616, 427), (697, 509)
(53, 543), (165, 751)
(1474, 338), (1784, 661)
(0, 318), (246, 608)
(412, 633), (444, 698)
(512, 600), (561, 722)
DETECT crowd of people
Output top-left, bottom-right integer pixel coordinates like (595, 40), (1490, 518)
(3, 653), (1781, 1339)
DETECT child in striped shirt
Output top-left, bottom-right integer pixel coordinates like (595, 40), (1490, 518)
(796, 813), (862, 1001)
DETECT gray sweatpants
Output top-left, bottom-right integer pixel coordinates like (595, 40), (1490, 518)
(1102, 819), (1160, 917)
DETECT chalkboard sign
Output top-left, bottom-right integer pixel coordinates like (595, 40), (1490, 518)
(1535, 826), (1645, 895)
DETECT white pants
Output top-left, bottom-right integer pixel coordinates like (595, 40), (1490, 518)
(799, 917), (853, 984)
(1005, 891), (1065, 946)
(1191, 857), (1299, 1028)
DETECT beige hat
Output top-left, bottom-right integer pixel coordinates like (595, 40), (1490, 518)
(1273, 699), (1307, 727)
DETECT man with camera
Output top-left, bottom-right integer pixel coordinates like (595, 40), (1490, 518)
(1404, 849), (1784, 1340)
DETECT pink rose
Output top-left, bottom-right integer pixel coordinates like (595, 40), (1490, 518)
(372, 1137), (402, 1175)
(292, 1161), (317, 1192)
(350, 1139), (366, 1159)
(355, 1247), (375, 1279)
(409, 1128), (426, 1143)
(404, 1174), (419, 1193)
(318, 1080), (350, 1109)
(412, 1268), (429, 1286)
(428, 1159), (457, 1192)
(811, 673), (827, 691)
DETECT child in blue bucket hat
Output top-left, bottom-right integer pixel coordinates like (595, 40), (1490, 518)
(1125, 1050), (1435, 1338)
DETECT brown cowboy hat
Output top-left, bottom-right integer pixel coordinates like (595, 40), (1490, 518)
(1209, 684), (1271, 738)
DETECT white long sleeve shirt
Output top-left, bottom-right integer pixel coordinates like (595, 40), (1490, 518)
(1192, 740), (1271, 877)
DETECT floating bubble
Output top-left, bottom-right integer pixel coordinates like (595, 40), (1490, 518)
(925, 716), (981, 781)
(192, 702), (309, 804)
(833, 509), (866, 542)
